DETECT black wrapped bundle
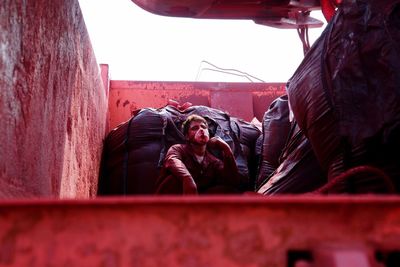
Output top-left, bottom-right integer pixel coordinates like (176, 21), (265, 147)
(287, 0), (400, 192)
(256, 95), (291, 188)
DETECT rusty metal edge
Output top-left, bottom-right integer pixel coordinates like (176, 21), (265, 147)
(109, 80), (286, 91)
(0, 195), (399, 207)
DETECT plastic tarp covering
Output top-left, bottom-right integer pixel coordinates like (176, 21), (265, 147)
(256, 95), (291, 188)
(98, 105), (261, 195)
(257, 119), (326, 194)
(286, 0), (400, 191)
(98, 109), (171, 195)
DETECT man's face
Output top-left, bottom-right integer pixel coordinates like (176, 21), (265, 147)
(186, 120), (209, 145)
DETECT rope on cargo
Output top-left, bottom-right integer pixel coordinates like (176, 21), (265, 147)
(314, 165), (396, 194)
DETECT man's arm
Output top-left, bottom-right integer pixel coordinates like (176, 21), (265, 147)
(164, 145), (198, 194)
(207, 137), (242, 187)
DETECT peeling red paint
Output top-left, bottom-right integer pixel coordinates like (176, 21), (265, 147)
(122, 100), (130, 107)
(108, 81), (286, 130)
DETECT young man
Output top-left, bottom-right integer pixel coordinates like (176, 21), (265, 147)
(155, 114), (243, 194)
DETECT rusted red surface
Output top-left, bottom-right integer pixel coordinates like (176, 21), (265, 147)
(0, 196), (399, 266)
(211, 91), (254, 121)
(108, 81), (286, 131)
(0, 0), (107, 198)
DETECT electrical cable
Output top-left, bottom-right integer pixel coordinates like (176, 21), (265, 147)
(195, 60), (265, 82)
(200, 68), (254, 82)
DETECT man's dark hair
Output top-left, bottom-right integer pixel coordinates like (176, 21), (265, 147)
(182, 115), (208, 136)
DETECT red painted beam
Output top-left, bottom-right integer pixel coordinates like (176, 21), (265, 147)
(0, 196), (399, 266)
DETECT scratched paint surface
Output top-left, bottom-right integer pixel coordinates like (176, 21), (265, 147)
(0, 0), (107, 198)
(108, 81), (286, 131)
(0, 196), (399, 266)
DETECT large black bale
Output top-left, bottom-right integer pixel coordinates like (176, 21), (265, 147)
(255, 95), (326, 194)
(257, 120), (327, 194)
(287, 0), (400, 191)
(255, 95), (291, 188)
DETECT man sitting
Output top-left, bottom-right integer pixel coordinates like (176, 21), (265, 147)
(155, 115), (243, 194)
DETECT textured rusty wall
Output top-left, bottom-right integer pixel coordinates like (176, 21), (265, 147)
(0, 196), (399, 266)
(0, 0), (108, 198)
(108, 81), (286, 131)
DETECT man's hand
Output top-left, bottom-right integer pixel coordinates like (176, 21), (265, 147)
(207, 136), (241, 188)
(182, 177), (198, 195)
(207, 136), (231, 154)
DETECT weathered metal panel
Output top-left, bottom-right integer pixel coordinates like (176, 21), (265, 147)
(0, 0), (107, 198)
(211, 91), (254, 121)
(108, 81), (286, 131)
(0, 196), (399, 266)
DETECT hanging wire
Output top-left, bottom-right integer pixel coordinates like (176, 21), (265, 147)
(200, 68), (254, 82)
(195, 60), (265, 82)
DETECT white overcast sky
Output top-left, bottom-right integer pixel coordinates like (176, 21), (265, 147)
(78, 0), (327, 82)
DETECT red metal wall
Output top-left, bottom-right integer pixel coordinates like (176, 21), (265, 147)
(0, 0), (108, 198)
(108, 81), (286, 131)
(0, 196), (399, 266)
